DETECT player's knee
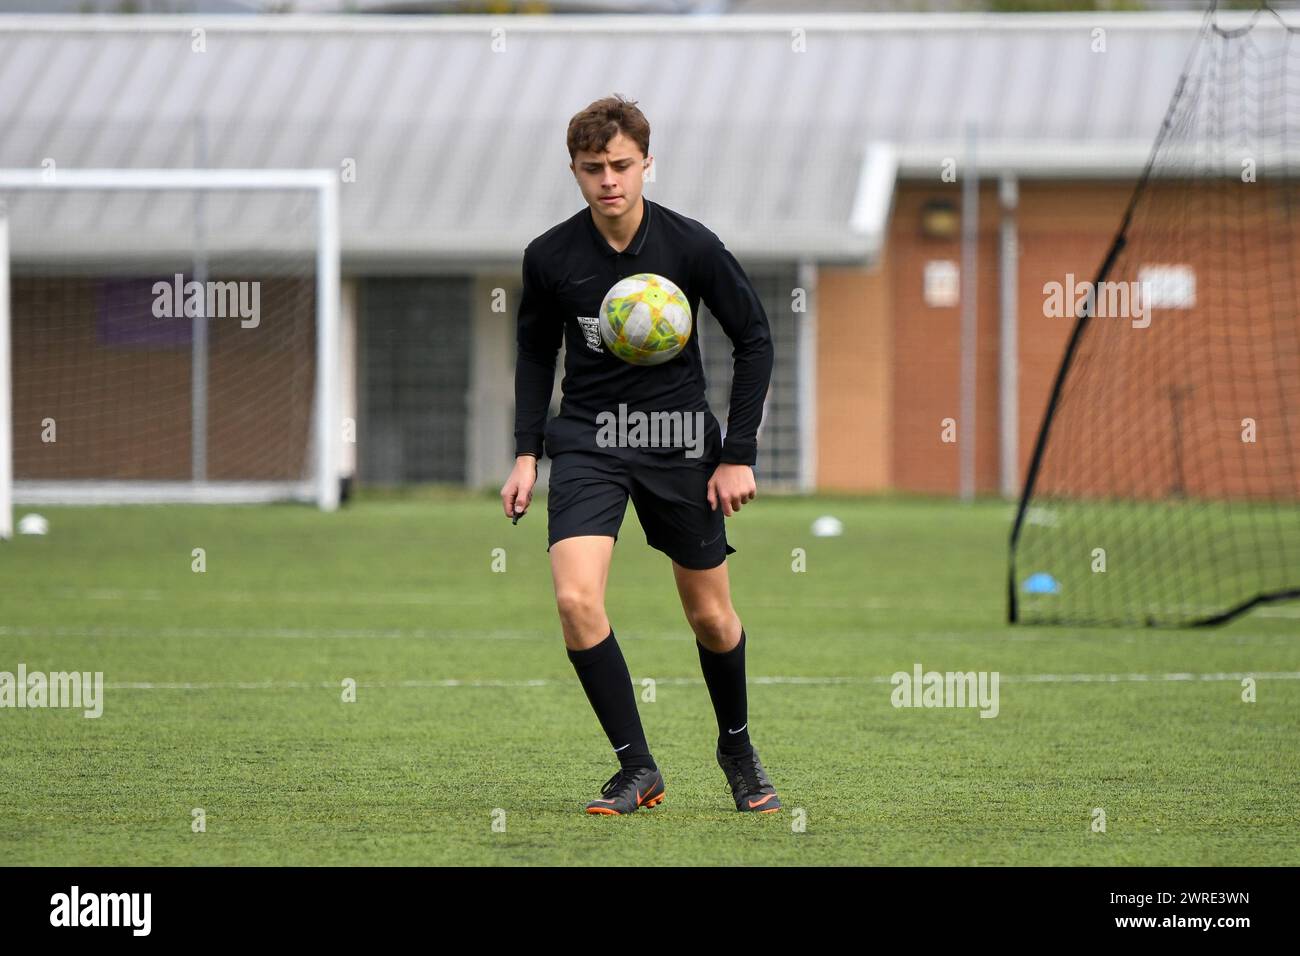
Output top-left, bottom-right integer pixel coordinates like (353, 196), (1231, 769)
(555, 589), (605, 628)
(686, 605), (737, 646)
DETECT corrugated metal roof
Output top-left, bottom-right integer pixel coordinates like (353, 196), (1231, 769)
(0, 12), (1272, 264)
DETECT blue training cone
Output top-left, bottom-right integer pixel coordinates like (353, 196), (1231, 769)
(1023, 572), (1061, 595)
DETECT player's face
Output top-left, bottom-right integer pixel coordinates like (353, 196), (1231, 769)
(571, 132), (651, 219)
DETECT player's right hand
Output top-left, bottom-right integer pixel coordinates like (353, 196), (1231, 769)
(501, 455), (538, 519)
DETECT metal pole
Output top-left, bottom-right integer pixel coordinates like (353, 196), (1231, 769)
(960, 123), (979, 502)
(999, 172), (1019, 500)
(796, 259), (817, 493)
(315, 176), (340, 511)
(0, 203), (12, 540)
(192, 115), (209, 484)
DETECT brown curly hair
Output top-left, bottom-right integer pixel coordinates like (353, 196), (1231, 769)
(567, 94), (650, 161)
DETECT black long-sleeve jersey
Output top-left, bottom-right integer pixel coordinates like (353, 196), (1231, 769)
(513, 197), (775, 467)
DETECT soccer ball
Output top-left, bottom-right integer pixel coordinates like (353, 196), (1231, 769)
(598, 273), (693, 366)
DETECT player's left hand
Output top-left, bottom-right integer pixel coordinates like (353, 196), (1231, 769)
(707, 463), (757, 516)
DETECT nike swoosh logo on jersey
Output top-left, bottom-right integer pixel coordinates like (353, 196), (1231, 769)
(572, 274), (597, 285)
(700, 530), (724, 547)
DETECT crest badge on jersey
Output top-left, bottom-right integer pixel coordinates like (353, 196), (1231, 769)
(576, 315), (604, 354)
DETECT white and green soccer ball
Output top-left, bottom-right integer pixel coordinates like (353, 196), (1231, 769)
(598, 273), (693, 366)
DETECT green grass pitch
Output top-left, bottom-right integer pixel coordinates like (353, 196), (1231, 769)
(1, 491), (1297, 865)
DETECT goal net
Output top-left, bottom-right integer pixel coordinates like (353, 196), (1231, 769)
(0, 169), (341, 539)
(1010, 6), (1300, 627)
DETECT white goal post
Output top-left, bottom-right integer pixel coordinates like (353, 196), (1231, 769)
(0, 168), (342, 539)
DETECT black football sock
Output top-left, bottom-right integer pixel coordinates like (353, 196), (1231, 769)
(697, 627), (752, 756)
(567, 629), (656, 772)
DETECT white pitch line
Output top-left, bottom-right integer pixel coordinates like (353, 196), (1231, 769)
(0, 624), (550, 642)
(107, 679), (555, 690)
(102, 672), (1300, 691)
(35, 588), (549, 607)
(4, 624), (1296, 644)
(0, 625), (691, 643)
(16, 586), (1298, 621)
(1258, 606), (1300, 619)
(20, 588), (895, 611)
(11, 587), (896, 611)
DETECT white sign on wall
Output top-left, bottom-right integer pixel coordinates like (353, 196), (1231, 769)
(924, 260), (960, 308)
(1138, 264), (1197, 309)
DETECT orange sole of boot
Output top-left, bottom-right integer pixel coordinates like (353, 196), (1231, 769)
(585, 791), (666, 814)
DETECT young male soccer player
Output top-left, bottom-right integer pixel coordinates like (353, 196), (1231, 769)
(499, 94), (781, 815)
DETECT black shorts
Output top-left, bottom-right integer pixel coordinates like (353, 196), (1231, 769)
(546, 449), (737, 570)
